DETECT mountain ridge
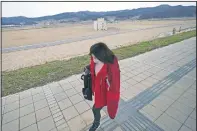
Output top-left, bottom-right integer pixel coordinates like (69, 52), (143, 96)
(2, 4), (196, 25)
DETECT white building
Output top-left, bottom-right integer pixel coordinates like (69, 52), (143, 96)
(93, 18), (107, 31)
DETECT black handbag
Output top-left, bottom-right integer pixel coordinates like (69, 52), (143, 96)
(81, 65), (93, 101)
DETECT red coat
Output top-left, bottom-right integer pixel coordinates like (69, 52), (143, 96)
(90, 56), (120, 118)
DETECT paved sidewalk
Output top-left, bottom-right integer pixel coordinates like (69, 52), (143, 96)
(2, 37), (196, 131)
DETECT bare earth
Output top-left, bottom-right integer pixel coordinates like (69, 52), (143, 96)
(2, 19), (196, 71)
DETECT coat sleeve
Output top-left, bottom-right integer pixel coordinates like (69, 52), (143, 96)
(107, 57), (120, 119)
(108, 57), (120, 93)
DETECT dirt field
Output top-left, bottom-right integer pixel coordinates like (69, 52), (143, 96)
(2, 19), (196, 48)
(2, 19), (196, 71)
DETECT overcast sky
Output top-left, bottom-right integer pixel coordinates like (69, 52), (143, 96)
(2, 2), (196, 17)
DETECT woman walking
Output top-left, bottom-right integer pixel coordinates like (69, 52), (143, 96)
(89, 42), (120, 131)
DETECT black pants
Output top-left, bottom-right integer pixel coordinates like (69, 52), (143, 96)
(92, 105), (103, 123)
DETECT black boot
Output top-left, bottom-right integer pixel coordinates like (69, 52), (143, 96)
(89, 121), (100, 131)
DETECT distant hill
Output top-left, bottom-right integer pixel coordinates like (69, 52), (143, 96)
(2, 4), (196, 25)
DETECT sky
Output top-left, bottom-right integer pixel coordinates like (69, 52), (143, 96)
(2, 2), (196, 18)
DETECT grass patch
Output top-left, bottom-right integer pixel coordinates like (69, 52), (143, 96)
(2, 30), (196, 96)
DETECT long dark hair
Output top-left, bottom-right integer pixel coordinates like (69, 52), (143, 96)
(89, 42), (115, 64)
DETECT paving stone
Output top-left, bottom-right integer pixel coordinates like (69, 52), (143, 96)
(36, 106), (51, 121)
(57, 98), (72, 111)
(34, 99), (48, 111)
(85, 100), (94, 108)
(59, 79), (69, 85)
(177, 96), (196, 109)
(20, 103), (34, 117)
(38, 116), (55, 131)
(100, 109), (107, 118)
(166, 106), (188, 124)
(58, 127), (70, 131)
(136, 73), (149, 80)
(51, 86), (64, 95)
(187, 88), (196, 96)
(67, 116), (86, 131)
(31, 87), (43, 96)
(49, 82), (60, 88)
(123, 72), (135, 78)
(123, 67), (132, 72)
(162, 87), (183, 100)
(81, 109), (94, 125)
(113, 126), (124, 131)
(66, 75), (78, 82)
(20, 90), (32, 99)
(151, 74), (165, 81)
(179, 125), (193, 131)
(33, 92), (45, 102)
(51, 108), (61, 115)
(133, 83), (149, 91)
(2, 119), (19, 131)
(190, 109), (196, 120)
(191, 83), (196, 90)
(2, 105), (5, 114)
(54, 92), (67, 102)
(174, 77), (195, 90)
(150, 98), (171, 112)
(145, 77), (159, 85)
(132, 75), (145, 82)
(20, 113), (36, 129)
(4, 101), (19, 113)
(53, 112), (62, 119)
(2, 97), (6, 106)
(47, 96), (56, 101)
(74, 101), (90, 114)
(125, 78), (138, 86)
(49, 102), (58, 109)
(46, 96), (55, 101)
(120, 75), (130, 82)
(20, 97), (33, 107)
(140, 80), (154, 88)
(65, 88), (78, 97)
(121, 89), (137, 101)
(142, 71), (153, 77)
(54, 114), (64, 122)
(21, 123), (38, 131)
(5, 94), (19, 104)
(121, 82), (131, 89)
(102, 121), (118, 131)
(147, 67), (161, 74)
(69, 94), (83, 105)
(45, 93), (53, 98)
(171, 101), (194, 117)
(50, 105), (60, 112)
(3, 109), (19, 124)
(57, 123), (68, 130)
(130, 70), (141, 75)
(61, 83), (73, 91)
(182, 91), (196, 102)
(184, 117), (196, 131)
(74, 84), (83, 93)
(155, 113), (182, 131)
(62, 106), (79, 121)
(142, 104), (163, 121)
(155, 94), (175, 106)
(139, 109), (156, 122)
(55, 118), (66, 127)
(70, 80), (81, 88)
